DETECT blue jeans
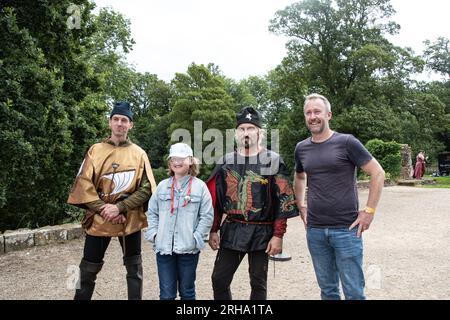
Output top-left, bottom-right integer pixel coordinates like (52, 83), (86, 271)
(306, 227), (365, 300)
(156, 252), (199, 300)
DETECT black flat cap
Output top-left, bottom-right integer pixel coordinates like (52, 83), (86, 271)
(236, 107), (262, 128)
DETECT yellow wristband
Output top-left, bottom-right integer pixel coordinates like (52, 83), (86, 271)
(364, 206), (376, 214)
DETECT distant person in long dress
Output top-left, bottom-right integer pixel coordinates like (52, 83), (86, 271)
(413, 151), (426, 179)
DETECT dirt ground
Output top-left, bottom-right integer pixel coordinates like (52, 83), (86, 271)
(0, 186), (449, 300)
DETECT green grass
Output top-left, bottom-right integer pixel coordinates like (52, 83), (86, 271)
(418, 175), (450, 188)
(420, 184), (450, 189)
(430, 176), (450, 184)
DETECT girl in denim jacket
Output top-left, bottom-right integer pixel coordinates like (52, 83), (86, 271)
(145, 143), (213, 300)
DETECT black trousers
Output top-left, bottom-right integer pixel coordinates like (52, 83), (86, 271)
(211, 247), (268, 300)
(83, 230), (141, 263)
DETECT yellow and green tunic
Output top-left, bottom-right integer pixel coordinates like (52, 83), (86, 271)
(67, 138), (157, 237)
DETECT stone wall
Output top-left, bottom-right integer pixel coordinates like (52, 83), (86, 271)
(0, 233), (4, 255)
(400, 144), (413, 180)
(0, 224), (83, 255)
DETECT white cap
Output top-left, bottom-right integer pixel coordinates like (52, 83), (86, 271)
(168, 143), (193, 159)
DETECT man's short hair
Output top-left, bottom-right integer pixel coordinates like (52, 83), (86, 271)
(304, 94), (331, 113)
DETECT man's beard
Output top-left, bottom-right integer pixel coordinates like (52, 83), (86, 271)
(236, 132), (259, 150)
(243, 137), (256, 149)
(244, 138), (250, 149)
(307, 121), (325, 134)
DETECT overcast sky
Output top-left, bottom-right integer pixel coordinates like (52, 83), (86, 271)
(93, 0), (450, 82)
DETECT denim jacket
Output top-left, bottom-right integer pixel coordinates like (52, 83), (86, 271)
(145, 175), (213, 255)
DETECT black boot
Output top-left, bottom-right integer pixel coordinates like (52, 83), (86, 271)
(123, 255), (143, 300)
(74, 259), (103, 300)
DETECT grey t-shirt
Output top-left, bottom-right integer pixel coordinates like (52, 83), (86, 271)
(295, 132), (372, 228)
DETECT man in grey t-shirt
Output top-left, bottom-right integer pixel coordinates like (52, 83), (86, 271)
(294, 94), (385, 300)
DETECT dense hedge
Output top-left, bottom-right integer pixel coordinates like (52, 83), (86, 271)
(365, 139), (402, 180)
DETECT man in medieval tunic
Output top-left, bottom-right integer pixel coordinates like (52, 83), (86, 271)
(207, 107), (299, 300)
(67, 101), (156, 300)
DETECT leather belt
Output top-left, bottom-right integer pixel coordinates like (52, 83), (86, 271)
(226, 217), (273, 225)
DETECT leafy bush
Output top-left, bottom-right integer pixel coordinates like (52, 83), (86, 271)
(152, 167), (169, 185)
(365, 139), (402, 180)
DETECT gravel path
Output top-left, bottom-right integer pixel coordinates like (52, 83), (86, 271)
(1, 186), (449, 300)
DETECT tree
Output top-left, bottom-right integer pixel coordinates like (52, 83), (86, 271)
(84, 7), (136, 104)
(130, 73), (174, 169)
(423, 37), (450, 77)
(333, 103), (402, 143)
(169, 63), (236, 178)
(130, 72), (173, 118)
(422, 37), (450, 152)
(67, 5), (137, 175)
(0, 2), (137, 230)
(269, 0), (422, 113)
(268, 0), (447, 166)
(278, 105), (310, 171)
(223, 77), (257, 112)
(420, 81), (450, 152)
(0, 8), (72, 230)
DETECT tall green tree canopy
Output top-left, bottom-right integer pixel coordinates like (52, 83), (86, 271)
(0, 2), (98, 230)
(169, 63), (236, 177)
(130, 72), (173, 169)
(268, 0), (445, 168)
(170, 63), (235, 144)
(423, 37), (450, 77)
(0, 1), (137, 231)
(269, 0), (423, 112)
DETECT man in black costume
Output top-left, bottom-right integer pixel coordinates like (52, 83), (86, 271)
(207, 107), (299, 300)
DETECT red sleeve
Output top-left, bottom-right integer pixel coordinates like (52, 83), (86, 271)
(207, 175), (222, 233)
(273, 218), (287, 238)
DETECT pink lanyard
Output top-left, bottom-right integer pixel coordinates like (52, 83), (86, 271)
(170, 176), (193, 214)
